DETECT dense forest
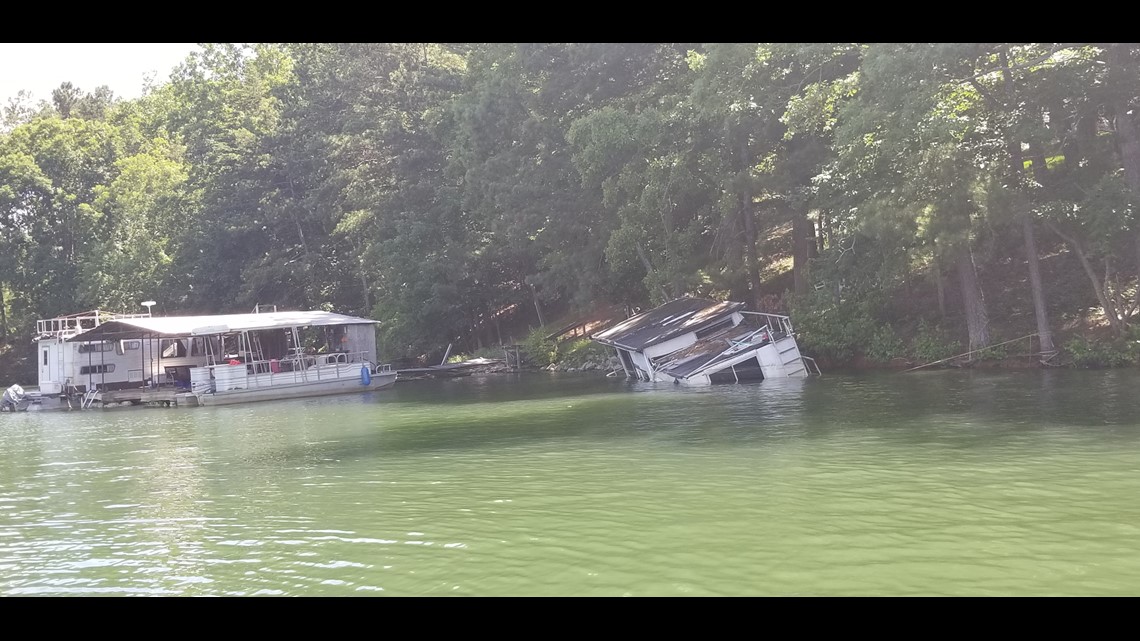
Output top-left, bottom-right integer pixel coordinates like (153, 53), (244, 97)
(2, 43), (1139, 376)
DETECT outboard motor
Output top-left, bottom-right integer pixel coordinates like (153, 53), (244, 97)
(2, 384), (25, 412)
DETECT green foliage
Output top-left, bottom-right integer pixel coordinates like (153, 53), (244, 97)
(2, 42), (1138, 373)
(516, 330), (612, 368)
(865, 326), (906, 362)
(911, 321), (962, 364)
(1063, 334), (1140, 368)
(794, 292), (879, 362)
(520, 327), (559, 367)
(974, 341), (1011, 361)
(558, 338), (612, 368)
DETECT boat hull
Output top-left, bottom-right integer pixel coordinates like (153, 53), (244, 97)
(196, 371), (397, 406)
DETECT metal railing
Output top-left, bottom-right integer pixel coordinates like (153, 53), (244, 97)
(740, 311), (794, 336)
(36, 310), (152, 339)
(801, 356), (822, 376)
(683, 324), (775, 380)
(196, 350), (382, 393)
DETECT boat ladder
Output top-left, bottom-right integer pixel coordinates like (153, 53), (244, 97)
(81, 388), (99, 409)
(801, 355), (822, 376)
(250, 332), (266, 362)
(63, 378), (81, 409)
(775, 336), (808, 377)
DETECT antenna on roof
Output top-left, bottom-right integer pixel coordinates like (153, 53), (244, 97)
(141, 300), (156, 318)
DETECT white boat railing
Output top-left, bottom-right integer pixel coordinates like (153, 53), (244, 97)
(801, 355), (822, 376)
(195, 350), (389, 394)
(740, 311), (794, 336)
(36, 310), (153, 339)
(684, 324), (775, 379)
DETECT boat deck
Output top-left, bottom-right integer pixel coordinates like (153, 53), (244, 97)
(97, 388), (185, 407)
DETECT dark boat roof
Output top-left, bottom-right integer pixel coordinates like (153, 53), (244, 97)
(591, 298), (744, 351)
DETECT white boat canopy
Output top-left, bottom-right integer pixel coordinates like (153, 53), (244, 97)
(66, 310), (379, 341)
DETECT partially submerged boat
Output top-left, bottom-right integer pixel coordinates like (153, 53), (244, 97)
(29, 307), (396, 408)
(591, 297), (820, 385)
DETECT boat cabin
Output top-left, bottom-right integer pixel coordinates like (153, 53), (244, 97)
(35, 308), (381, 396)
(591, 297), (820, 385)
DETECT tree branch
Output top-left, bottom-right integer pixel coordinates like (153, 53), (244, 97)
(954, 43), (1088, 89)
(968, 78), (1003, 110)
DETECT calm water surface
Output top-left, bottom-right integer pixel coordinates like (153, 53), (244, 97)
(2, 370), (1140, 596)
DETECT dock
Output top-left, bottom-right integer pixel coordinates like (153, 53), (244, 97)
(396, 357), (508, 380)
(96, 388), (198, 407)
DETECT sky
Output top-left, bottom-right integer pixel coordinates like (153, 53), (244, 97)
(0, 43), (201, 107)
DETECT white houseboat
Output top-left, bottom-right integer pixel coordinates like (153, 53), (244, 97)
(33, 306), (397, 407)
(591, 297), (820, 385)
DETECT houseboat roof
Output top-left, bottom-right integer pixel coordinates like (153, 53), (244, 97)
(66, 310), (378, 342)
(591, 298), (744, 351)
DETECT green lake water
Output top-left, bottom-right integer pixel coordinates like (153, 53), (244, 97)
(3, 370), (1140, 596)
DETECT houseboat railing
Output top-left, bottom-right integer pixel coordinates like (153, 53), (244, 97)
(801, 355), (822, 376)
(36, 310), (153, 339)
(739, 311), (793, 336)
(681, 324), (775, 380)
(193, 350), (384, 394)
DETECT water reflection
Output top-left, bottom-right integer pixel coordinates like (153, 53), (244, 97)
(3, 370), (1140, 595)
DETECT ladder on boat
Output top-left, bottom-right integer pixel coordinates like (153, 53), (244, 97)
(774, 336), (811, 377)
(249, 332), (266, 363)
(81, 388), (99, 409)
(63, 378), (80, 409)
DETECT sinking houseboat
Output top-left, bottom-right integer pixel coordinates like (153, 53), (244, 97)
(591, 297), (820, 385)
(32, 307), (396, 408)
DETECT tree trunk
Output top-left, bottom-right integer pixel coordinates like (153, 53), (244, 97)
(816, 211), (826, 254)
(1000, 47), (1056, 354)
(721, 214), (744, 293)
(741, 197), (762, 308)
(1105, 257), (1130, 322)
(810, 211), (820, 258)
(359, 259), (371, 314)
(823, 208), (834, 252)
(736, 134), (763, 309)
(1024, 145), (1059, 353)
(0, 285), (6, 338)
(1107, 45), (1140, 315)
(635, 243), (671, 302)
(932, 256), (946, 319)
(528, 281), (546, 327)
(1020, 213), (1056, 352)
(1133, 194), (1140, 317)
(1047, 222), (1126, 336)
(792, 207), (811, 297)
(287, 177), (314, 303)
(955, 243), (991, 355)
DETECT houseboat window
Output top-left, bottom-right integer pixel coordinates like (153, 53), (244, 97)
(190, 337), (208, 357)
(43, 350), (48, 366)
(116, 339), (142, 355)
(78, 342), (114, 354)
(79, 364), (115, 375)
(160, 339), (187, 358)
